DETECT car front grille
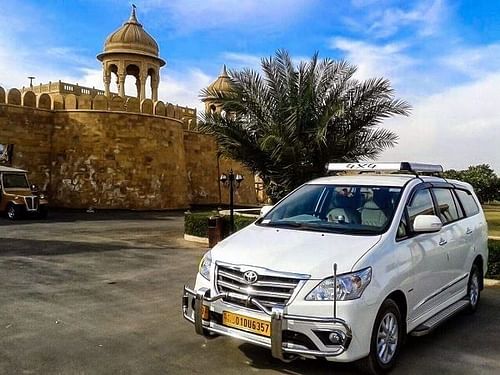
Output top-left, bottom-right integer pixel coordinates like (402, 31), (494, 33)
(215, 263), (307, 311)
(24, 196), (40, 211)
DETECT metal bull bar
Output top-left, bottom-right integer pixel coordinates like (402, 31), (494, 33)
(182, 283), (353, 360)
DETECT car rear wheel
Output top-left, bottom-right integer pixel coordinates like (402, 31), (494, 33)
(6, 203), (21, 220)
(358, 299), (404, 374)
(465, 264), (481, 314)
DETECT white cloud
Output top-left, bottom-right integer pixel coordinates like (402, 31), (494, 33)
(382, 72), (500, 172)
(441, 43), (500, 79)
(345, 0), (446, 38)
(138, 0), (313, 33)
(330, 37), (415, 83)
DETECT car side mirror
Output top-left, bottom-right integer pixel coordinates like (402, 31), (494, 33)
(260, 205), (274, 217)
(413, 215), (443, 233)
(31, 184), (39, 193)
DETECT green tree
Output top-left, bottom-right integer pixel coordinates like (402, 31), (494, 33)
(444, 164), (500, 203)
(200, 50), (411, 202)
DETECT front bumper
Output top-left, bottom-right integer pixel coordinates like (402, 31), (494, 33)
(182, 285), (353, 361)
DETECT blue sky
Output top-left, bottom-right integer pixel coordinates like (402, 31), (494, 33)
(1, 0), (499, 171)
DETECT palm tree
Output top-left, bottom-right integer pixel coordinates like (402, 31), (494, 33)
(199, 50), (411, 202)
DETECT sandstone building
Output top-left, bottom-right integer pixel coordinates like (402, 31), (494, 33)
(0, 8), (257, 209)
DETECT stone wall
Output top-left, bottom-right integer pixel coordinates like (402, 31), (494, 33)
(50, 111), (189, 209)
(183, 131), (257, 206)
(0, 104), (52, 189)
(0, 86), (257, 209)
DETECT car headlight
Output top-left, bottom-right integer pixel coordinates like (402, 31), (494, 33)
(305, 267), (372, 301)
(198, 251), (212, 281)
(40, 194), (46, 199)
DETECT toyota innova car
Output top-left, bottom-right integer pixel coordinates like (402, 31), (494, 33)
(0, 166), (49, 219)
(182, 162), (488, 374)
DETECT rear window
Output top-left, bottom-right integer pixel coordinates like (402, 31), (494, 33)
(432, 188), (460, 224)
(455, 189), (480, 217)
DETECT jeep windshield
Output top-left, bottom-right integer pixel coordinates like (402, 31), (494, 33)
(2, 173), (30, 189)
(258, 184), (403, 235)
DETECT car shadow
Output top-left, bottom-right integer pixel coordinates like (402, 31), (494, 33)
(0, 209), (184, 225)
(237, 288), (500, 374)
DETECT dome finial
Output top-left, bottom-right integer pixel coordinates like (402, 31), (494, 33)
(221, 64), (229, 77)
(128, 4), (139, 24)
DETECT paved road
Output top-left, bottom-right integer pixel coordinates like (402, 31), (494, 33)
(0, 211), (499, 374)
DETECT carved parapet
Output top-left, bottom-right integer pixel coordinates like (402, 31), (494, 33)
(52, 94), (65, 110)
(109, 96), (124, 111)
(126, 97), (140, 112)
(154, 100), (165, 116)
(92, 95), (108, 110)
(7, 88), (21, 105)
(37, 93), (52, 110)
(78, 94), (92, 110)
(65, 94), (78, 110)
(140, 99), (153, 114)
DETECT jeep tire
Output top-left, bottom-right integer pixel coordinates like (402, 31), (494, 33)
(6, 203), (22, 220)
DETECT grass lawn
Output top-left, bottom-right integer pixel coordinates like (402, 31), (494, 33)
(483, 204), (500, 237)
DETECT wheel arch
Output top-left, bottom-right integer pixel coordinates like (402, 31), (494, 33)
(472, 254), (484, 290)
(385, 290), (408, 333)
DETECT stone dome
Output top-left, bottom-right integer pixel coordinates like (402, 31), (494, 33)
(97, 7), (165, 66)
(205, 65), (232, 95)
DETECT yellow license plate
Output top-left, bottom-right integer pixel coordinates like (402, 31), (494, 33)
(222, 311), (271, 337)
(201, 305), (209, 320)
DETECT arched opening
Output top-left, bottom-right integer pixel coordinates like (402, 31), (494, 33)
(109, 64), (119, 95)
(147, 68), (156, 100)
(126, 64), (141, 98)
(145, 75), (152, 99)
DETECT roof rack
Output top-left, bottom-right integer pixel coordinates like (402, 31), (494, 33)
(325, 162), (443, 176)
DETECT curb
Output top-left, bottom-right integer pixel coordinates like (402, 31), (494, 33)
(485, 278), (500, 287)
(183, 234), (209, 245)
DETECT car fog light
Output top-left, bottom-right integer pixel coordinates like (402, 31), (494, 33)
(328, 330), (345, 345)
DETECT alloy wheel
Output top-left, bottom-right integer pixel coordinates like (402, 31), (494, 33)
(376, 312), (399, 364)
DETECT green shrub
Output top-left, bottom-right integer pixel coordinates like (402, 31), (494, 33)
(184, 211), (256, 238)
(184, 211), (214, 237)
(487, 239), (500, 279)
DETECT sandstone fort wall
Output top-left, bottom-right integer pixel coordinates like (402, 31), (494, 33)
(0, 86), (257, 209)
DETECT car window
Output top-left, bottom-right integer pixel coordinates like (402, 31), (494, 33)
(407, 189), (435, 230)
(455, 189), (480, 217)
(432, 188), (460, 224)
(262, 184), (402, 235)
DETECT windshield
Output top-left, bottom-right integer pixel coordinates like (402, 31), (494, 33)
(2, 173), (30, 189)
(259, 184), (403, 235)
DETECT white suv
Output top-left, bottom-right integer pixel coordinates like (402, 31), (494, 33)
(182, 162), (488, 374)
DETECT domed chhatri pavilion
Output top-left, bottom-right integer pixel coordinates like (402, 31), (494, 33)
(0, 7), (257, 210)
(97, 6), (165, 101)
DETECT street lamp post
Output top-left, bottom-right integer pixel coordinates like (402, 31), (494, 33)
(220, 170), (244, 233)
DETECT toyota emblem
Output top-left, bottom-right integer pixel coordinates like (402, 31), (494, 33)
(243, 270), (258, 284)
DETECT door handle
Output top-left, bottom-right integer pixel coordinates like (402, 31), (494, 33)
(466, 228), (473, 235)
(439, 238), (447, 246)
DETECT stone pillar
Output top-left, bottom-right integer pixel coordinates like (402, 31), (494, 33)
(135, 77), (141, 99)
(139, 72), (147, 101)
(104, 72), (111, 97)
(118, 73), (126, 98)
(151, 74), (159, 101)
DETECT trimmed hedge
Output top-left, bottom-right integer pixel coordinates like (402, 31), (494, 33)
(184, 214), (500, 279)
(487, 239), (500, 279)
(184, 211), (256, 238)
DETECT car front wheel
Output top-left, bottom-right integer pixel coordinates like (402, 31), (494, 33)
(358, 299), (404, 374)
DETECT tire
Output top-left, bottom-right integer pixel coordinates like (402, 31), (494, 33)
(465, 264), (481, 314)
(6, 203), (21, 220)
(38, 206), (49, 219)
(357, 299), (404, 374)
